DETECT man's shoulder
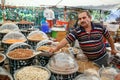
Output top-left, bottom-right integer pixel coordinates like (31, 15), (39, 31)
(92, 22), (103, 29)
(92, 22), (103, 27)
(75, 26), (83, 31)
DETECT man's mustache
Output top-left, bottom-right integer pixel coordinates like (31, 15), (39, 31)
(81, 22), (86, 24)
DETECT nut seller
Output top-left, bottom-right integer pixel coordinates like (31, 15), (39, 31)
(49, 10), (118, 67)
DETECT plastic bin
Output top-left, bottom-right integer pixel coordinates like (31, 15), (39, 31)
(41, 22), (50, 33)
(51, 27), (66, 42)
(56, 20), (68, 30)
(51, 31), (57, 38)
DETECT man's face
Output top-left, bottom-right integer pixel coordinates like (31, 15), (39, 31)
(78, 12), (91, 27)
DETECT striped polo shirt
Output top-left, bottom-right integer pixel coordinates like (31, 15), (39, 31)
(66, 22), (110, 60)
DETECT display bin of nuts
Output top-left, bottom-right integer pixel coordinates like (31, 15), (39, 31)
(1, 32), (27, 53)
(27, 30), (49, 49)
(0, 23), (20, 40)
(74, 73), (100, 80)
(47, 52), (79, 80)
(20, 28), (37, 37)
(74, 66), (102, 80)
(0, 67), (13, 80)
(99, 67), (119, 80)
(36, 40), (56, 67)
(76, 60), (100, 73)
(18, 21), (35, 36)
(6, 42), (36, 75)
(17, 20), (34, 30)
(18, 22), (37, 37)
(0, 53), (6, 66)
(14, 66), (51, 80)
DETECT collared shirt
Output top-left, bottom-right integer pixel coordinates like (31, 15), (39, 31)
(66, 22), (110, 60)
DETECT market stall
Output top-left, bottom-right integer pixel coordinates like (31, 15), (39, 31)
(0, 0), (120, 80)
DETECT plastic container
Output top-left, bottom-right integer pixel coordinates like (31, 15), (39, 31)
(77, 60), (99, 73)
(2, 32), (26, 44)
(27, 30), (48, 41)
(0, 23), (20, 41)
(41, 22), (50, 33)
(68, 47), (83, 58)
(21, 27), (37, 37)
(51, 31), (57, 38)
(99, 67), (119, 80)
(1, 32), (27, 53)
(7, 42), (32, 52)
(6, 42), (35, 75)
(36, 40), (54, 66)
(0, 23), (19, 34)
(56, 20), (68, 30)
(27, 30), (48, 49)
(51, 27), (66, 41)
(17, 20), (34, 30)
(74, 74), (100, 80)
(47, 52), (78, 80)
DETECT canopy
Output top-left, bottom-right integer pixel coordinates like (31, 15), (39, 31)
(2, 0), (120, 10)
(57, 0), (120, 10)
(4, 0), (59, 7)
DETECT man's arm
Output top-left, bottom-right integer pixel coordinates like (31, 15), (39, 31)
(107, 36), (117, 55)
(49, 38), (69, 53)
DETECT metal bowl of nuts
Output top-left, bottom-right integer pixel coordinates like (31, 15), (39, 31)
(14, 66), (51, 80)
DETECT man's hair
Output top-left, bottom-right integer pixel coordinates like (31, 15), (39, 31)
(79, 10), (91, 18)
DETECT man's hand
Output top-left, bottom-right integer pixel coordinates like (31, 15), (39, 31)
(111, 49), (118, 55)
(49, 38), (68, 56)
(49, 48), (55, 53)
(49, 47), (58, 56)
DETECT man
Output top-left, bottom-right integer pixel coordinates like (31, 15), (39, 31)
(43, 7), (55, 28)
(49, 10), (118, 67)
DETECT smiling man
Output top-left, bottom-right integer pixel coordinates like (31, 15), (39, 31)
(49, 10), (118, 67)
